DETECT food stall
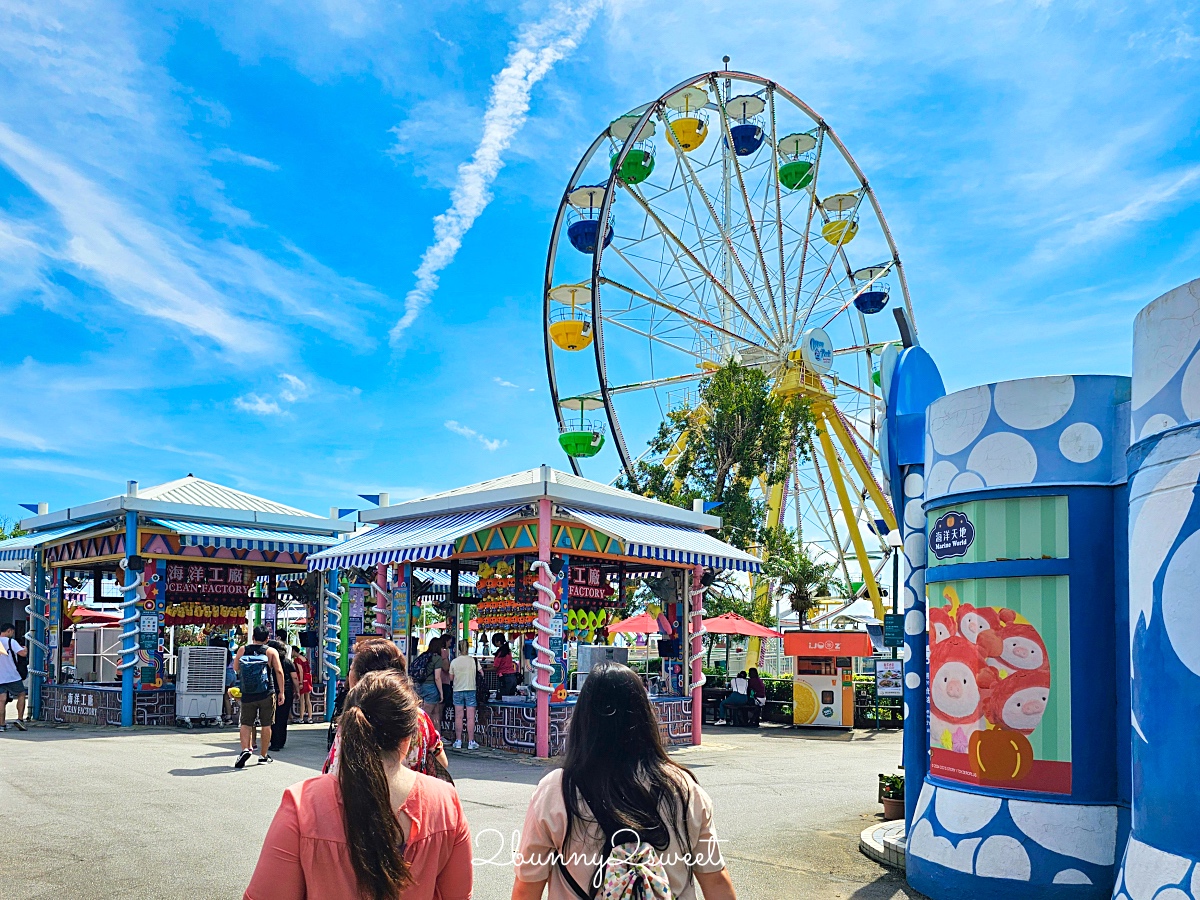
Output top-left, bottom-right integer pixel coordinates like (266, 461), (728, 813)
(307, 465), (761, 757)
(782, 630), (874, 727)
(2, 476), (352, 727)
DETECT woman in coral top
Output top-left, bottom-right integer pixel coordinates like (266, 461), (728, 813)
(245, 669), (473, 900)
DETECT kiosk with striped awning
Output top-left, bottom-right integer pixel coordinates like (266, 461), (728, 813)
(310, 465), (760, 759)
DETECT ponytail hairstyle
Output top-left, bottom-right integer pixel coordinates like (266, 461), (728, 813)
(338, 669), (422, 900)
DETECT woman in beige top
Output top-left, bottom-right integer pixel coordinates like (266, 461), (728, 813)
(512, 662), (736, 899)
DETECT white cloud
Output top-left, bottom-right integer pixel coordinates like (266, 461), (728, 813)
(211, 147), (280, 171)
(235, 373), (312, 416)
(389, 0), (602, 343)
(494, 376), (519, 388)
(234, 394), (284, 416)
(279, 373), (309, 402)
(444, 420), (507, 452)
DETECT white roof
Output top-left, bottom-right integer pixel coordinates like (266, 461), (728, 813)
(362, 466), (720, 531)
(136, 476), (317, 517)
(19, 476), (353, 536)
(807, 597), (881, 628)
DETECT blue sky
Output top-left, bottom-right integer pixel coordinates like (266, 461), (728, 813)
(0, 0), (1198, 519)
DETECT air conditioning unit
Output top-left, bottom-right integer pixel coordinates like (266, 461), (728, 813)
(177, 645), (227, 727)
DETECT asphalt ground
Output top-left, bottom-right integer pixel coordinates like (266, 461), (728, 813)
(0, 713), (921, 899)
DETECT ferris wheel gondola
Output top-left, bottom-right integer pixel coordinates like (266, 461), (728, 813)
(542, 69), (916, 618)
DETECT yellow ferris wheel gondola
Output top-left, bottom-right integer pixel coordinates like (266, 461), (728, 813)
(821, 192), (860, 246)
(664, 85), (709, 152)
(548, 284), (593, 351)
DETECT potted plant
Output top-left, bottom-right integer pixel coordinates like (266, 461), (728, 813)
(878, 773), (905, 820)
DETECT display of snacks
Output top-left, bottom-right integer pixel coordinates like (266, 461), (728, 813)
(163, 603), (250, 626)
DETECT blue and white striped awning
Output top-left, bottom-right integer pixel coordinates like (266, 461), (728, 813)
(0, 522), (102, 562)
(307, 507), (523, 571)
(150, 519), (341, 554)
(561, 507), (762, 572)
(0, 570), (31, 598)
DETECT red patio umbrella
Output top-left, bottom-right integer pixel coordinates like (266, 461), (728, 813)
(607, 612), (664, 634)
(701, 612), (783, 639)
(66, 606), (121, 626)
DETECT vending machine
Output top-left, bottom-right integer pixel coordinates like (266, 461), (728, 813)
(783, 630), (873, 729)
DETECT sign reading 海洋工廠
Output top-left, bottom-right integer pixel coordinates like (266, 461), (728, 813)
(567, 565), (613, 601)
(165, 563), (252, 604)
(928, 510), (976, 560)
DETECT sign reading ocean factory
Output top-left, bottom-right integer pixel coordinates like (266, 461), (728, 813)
(567, 565), (613, 601)
(929, 510), (976, 560)
(62, 691), (97, 718)
(164, 563), (251, 603)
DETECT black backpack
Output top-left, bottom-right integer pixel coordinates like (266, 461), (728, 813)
(409, 650), (434, 684)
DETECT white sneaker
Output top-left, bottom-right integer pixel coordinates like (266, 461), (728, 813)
(468, 741), (479, 750)
(452, 739), (462, 749)
(714, 719), (727, 725)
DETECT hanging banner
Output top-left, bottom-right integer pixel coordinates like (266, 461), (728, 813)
(164, 563), (252, 603)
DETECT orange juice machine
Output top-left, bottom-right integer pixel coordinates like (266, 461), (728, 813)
(783, 631), (874, 728)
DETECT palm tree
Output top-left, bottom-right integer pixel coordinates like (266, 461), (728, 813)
(763, 533), (840, 623)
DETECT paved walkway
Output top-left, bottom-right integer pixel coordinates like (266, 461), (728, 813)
(0, 721), (921, 899)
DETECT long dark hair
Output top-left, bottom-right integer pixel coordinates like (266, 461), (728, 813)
(338, 669), (421, 900)
(561, 661), (694, 852)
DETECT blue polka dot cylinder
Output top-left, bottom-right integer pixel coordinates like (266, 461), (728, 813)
(907, 373), (1131, 900)
(1114, 277), (1200, 900)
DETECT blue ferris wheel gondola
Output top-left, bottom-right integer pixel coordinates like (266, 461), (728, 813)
(724, 94), (767, 157)
(565, 184), (614, 255)
(854, 288), (890, 314)
(567, 218), (614, 254)
(852, 265), (892, 314)
(726, 122), (764, 156)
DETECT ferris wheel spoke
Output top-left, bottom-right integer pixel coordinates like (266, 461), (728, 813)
(797, 188), (868, 337)
(709, 75), (784, 338)
(599, 274), (770, 353)
(767, 87), (791, 336)
(787, 128), (825, 345)
(616, 180), (777, 346)
(654, 106), (781, 340)
(610, 208), (730, 341)
(600, 314), (705, 361)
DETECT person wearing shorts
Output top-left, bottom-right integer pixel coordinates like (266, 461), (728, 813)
(232, 626), (285, 768)
(0, 624), (28, 733)
(449, 639), (479, 750)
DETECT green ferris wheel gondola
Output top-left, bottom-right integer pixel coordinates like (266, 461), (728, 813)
(557, 396), (606, 459)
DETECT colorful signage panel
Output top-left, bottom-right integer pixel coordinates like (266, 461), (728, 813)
(927, 496), (1068, 567)
(927, 576), (1071, 794)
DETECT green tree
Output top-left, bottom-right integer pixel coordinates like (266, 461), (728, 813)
(617, 361), (814, 551)
(0, 516), (27, 541)
(762, 528), (843, 623)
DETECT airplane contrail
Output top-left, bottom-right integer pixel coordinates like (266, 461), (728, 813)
(390, 0), (603, 344)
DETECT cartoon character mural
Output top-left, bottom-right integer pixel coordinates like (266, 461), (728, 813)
(926, 579), (1070, 794)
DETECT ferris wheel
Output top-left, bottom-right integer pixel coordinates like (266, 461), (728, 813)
(542, 68), (915, 617)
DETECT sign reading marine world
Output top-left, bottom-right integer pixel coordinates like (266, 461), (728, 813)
(928, 510), (975, 559)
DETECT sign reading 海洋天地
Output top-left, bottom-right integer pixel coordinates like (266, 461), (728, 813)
(928, 511), (975, 560)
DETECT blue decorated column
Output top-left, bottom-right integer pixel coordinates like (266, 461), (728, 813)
(880, 345), (946, 828)
(906, 374), (1129, 900)
(1114, 277), (1200, 899)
